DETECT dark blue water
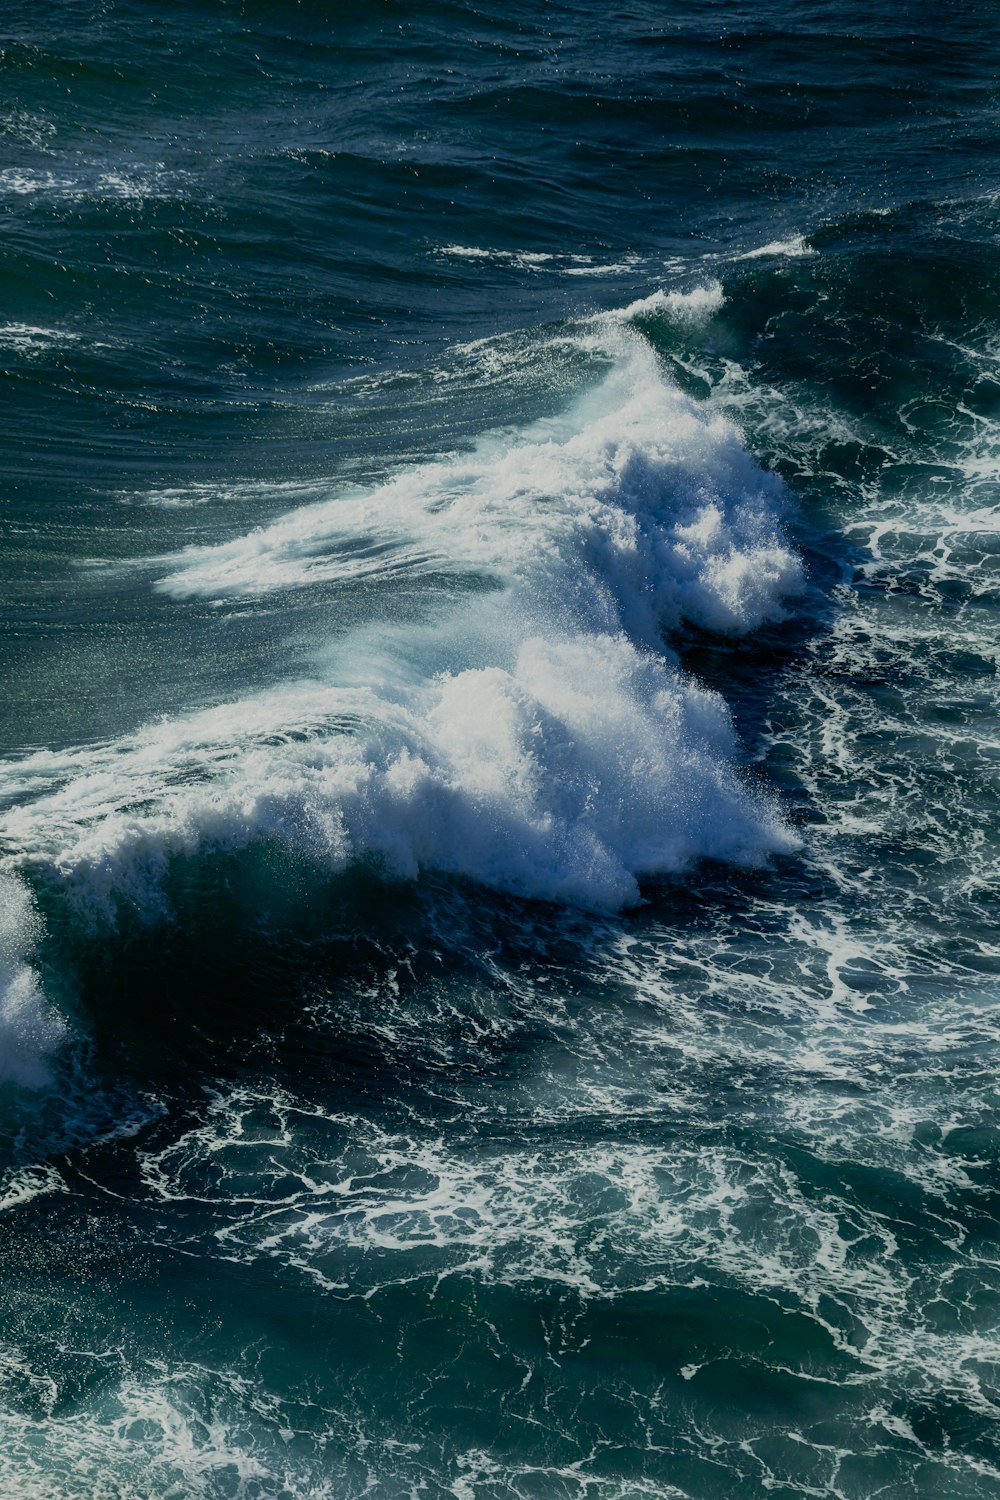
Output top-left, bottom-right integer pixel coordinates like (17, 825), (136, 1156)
(2, 3), (999, 1495)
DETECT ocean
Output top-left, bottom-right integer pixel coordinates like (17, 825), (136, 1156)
(1, 2), (999, 1495)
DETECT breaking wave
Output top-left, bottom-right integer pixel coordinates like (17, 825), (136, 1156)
(1, 300), (803, 949)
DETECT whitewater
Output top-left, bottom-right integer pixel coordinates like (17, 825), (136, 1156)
(1, 302), (805, 1090)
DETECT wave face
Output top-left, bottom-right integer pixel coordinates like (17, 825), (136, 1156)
(2, 1), (1000, 1497)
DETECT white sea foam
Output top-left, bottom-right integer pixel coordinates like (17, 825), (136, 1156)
(0, 874), (64, 1088)
(438, 245), (642, 277)
(156, 305), (781, 632)
(114, 477), (327, 511)
(0, 1164), (68, 1214)
(0, 324), (80, 356)
(616, 282), (725, 324)
(736, 235), (817, 260)
(0, 164), (187, 204)
(0, 169), (68, 196)
(2, 632), (796, 916)
(1, 306), (803, 916)
(439, 244), (559, 265)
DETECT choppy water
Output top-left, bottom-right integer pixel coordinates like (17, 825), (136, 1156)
(1, 3), (999, 1496)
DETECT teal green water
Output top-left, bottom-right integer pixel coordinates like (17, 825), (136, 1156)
(1, 3), (999, 1495)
